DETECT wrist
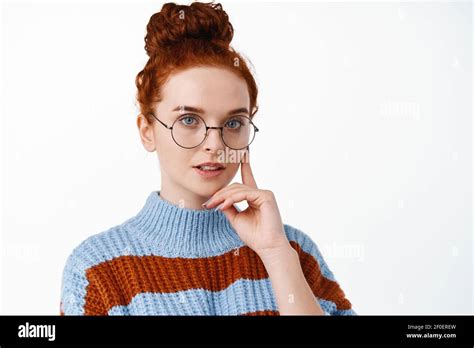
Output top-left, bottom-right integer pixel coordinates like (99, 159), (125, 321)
(257, 244), (299, 269)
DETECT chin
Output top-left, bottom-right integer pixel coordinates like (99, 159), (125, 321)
(184, 167), (236, 196)
(188, 179), (230, 197)
(188, 182), (224, 197)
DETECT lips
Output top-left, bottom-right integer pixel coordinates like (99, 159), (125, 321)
(193, 162), (226, 170)
(193, 166), (224, 178)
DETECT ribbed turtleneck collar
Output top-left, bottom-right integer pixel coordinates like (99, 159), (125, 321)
(126, 190), (244, 256)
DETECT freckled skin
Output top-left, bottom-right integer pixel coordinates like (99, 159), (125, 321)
(137, 66), (250, 209)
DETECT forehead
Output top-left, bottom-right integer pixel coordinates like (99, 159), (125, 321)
(160, 66), (250, 116)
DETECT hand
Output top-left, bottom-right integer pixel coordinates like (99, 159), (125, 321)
(202, 148), (291, 257)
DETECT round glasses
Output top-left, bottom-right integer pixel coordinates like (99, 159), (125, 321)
(148, 112), (259, 150)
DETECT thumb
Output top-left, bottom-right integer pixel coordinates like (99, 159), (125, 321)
(221, 204), (239, 224)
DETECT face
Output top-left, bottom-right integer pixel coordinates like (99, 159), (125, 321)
(137, 66), (251, 206)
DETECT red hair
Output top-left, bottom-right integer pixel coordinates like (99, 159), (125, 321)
(135, 1), (259, 124)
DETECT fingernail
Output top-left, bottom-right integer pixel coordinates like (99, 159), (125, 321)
(201, 198), (211, 207)
(214, 203), (224, 211)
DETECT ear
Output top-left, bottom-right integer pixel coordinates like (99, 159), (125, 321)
(137, 113), (156, 152)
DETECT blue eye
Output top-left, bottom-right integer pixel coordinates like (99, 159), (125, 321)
(225, 118), (242, 129)
(179, 116), (198, 126)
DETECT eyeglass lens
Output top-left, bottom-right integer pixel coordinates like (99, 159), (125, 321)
(171, 114), (255, 149)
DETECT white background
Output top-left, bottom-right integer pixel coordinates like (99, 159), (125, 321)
(1, 0), (472, 314)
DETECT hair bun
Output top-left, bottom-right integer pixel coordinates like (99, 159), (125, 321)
(144, 2), (234, 57)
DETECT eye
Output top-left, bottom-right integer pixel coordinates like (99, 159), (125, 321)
(225, 118), (243, 129)
(178, 115), (199, 127)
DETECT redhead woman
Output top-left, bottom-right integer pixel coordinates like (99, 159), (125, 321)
(60, 1), (356, 316)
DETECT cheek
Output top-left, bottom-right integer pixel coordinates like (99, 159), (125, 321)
(223, 163), (240, 180)
(155, 137), (193, 173)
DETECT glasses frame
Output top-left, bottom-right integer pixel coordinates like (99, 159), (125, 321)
(147, 112), (259, 150)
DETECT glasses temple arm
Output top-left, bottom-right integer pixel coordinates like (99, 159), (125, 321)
(148, 113), (172, 129)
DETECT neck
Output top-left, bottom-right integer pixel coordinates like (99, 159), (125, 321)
(126, 190), (244, 257)
(160, 175), (212, 210)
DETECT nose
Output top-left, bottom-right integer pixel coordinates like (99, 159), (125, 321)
(202, 127), (225, 152)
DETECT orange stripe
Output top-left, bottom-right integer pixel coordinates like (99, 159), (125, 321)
(83, 246), (268, 315)
(73, 242), (352, 315)
(240, 310), (280, 316)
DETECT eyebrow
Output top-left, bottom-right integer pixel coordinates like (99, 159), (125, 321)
(172, 105), (249, 116)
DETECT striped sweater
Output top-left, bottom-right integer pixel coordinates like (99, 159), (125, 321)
(60, 190), (356, 315)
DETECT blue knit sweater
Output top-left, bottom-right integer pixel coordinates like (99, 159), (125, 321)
(60, 190), (356, 315)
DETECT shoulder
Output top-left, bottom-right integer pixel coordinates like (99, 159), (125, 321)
(283, 223), (317, 248)
(60, 223), (130, 314)
(283, 222), (324, 253)
(62, 222), (131, 274)
(60, 226), (112, 315)
(282, 223), (336, 282)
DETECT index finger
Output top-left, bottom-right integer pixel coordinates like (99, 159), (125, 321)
(241, 146), (257, 189)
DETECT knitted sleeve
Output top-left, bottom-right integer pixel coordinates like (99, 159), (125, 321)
(284, 224), (357, 316)
(59, 249), (107, 316)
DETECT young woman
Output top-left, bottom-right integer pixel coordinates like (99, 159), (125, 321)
(60, 1), (356, 316)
